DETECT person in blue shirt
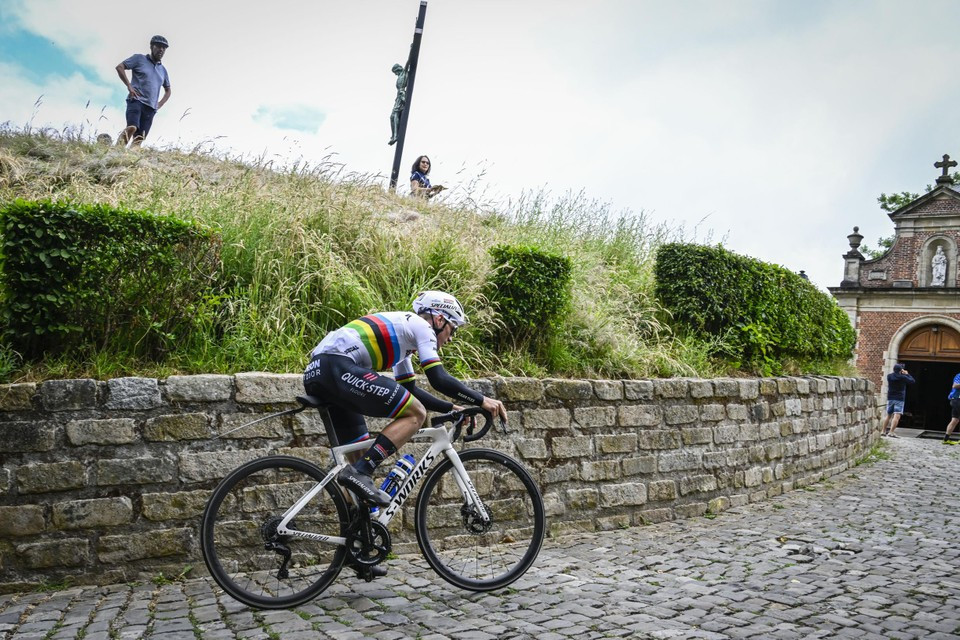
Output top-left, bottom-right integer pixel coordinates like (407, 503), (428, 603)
(115, 35), (171, 148)
(880, 363), (915, 438)
(409, 155), (445, 198)
(941, 371), (960, 444)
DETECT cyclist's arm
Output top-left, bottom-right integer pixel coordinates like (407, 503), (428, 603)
(399, 377), (454, 412)
(423, 362), (484, 406)
(394, 354), (455, 412)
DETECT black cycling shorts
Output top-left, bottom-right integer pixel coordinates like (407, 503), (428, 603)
(951, 397), (960, 420)
(303, 354), (414, 445)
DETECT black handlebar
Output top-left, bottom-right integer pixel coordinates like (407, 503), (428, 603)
(430, 406), (505, 442)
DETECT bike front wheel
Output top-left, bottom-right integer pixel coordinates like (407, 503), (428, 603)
(200, 455), (350, 609)
(415, 448), (545, 591)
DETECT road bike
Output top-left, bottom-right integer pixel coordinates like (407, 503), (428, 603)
(200, 397), (546, 609)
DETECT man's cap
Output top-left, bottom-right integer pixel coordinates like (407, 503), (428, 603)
(150, 35), (169, 48)
(893, 363), (905, 372)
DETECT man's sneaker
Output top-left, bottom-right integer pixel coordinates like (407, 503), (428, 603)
(943, 439), (958, 445)
(889, 433), (899, 438)
(337, 465), (391, 506)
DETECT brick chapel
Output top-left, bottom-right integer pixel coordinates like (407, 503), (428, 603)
(830, 155), (960, 432)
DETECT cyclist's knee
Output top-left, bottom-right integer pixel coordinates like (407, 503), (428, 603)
(406, 398), (427, 425)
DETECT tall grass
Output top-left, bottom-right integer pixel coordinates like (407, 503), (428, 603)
(0, 123), (721, 381)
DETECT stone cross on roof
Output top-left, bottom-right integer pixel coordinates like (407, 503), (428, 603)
(935, 154), (957, 185)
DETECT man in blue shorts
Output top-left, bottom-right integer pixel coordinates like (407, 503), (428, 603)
(115, 35), (171, 148)
(941, 371), (960, 444)
(880, 363), (914, 438)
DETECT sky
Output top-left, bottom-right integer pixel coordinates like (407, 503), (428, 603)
(2, 0), (959, 292)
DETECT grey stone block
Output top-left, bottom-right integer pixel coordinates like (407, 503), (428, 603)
(581, 460), (620, 481)
(98, 528), (192, 563)
(0, 383), (36, 410)
(600, 482), (647, 507)
(96, 457), (175, 485)
(659, 451), (702, 472)
(52, 497), (133, 530)
(235, 372), (301, 404)
(523, 408), (571, 430)
(66, 418), (137, 446)
(0, 505), (45, 536)
(714, 379), (739, 397)
(622, 456), (656, 476)
(618, 404), (661, 427)
(144, 414), (210, 441)
(493, 377), (544, 402)
(17, 539), (88, 569)
(665, 405), (698, 425)
(648, 479), (677, 501)
(552, 436), (593, 458)
(17, 461), (86, 494)
(637, 430), (682, 450)
(179, 449), (269, 483)
(624, 380), (653, 400)
(574, 406), (616, 428)
(105, 378), (161, 410)
(164, 375), (233, 402)
(41, 379), (98, 411)
(544, 379), (593, 401)
(654, 379), (689, 399)
(679, 474), (718, 496)
(689, 381), (714, 398)
(738, 379), (760, 400)
(0, 422), (56, 452)
(597, 433), (638, 453)
(142, 490), (210, 521)
(592, 380), (624, 400)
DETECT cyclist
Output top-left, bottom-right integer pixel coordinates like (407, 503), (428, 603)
(303, 291), (508, 507)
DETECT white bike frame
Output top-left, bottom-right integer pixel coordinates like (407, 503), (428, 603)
(274, 423), (490, 545)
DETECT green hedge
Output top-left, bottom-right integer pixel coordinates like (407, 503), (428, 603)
(654, 243), (854, 369)
(0, 199), (220, 359)
(487, 244), (572, 346)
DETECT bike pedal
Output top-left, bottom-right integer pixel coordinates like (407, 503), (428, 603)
(351, 565), (388, 581)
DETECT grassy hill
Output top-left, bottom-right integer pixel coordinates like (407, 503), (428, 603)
(0, 125), (796, 382)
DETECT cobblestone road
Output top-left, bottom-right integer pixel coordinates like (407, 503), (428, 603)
(3, 437), (960, 640)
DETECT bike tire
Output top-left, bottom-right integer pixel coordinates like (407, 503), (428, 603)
(414, 448), (545, 591)
(200, 455), (349, 609)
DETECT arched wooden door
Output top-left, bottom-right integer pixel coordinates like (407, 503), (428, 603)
(897, 324), (960, 432)
(898, 324), (960, 362)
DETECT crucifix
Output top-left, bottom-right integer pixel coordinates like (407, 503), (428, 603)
(935, 153), (957, 180)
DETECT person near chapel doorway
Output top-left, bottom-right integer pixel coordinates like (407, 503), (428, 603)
(940, 370), (960, 444)
(880, 363), (915, 438)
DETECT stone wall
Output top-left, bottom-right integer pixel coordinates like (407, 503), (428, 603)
(0, 373), (879, 591)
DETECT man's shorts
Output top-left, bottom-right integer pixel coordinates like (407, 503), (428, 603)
(886, 399), (905, 415)
(125, 99), (157, 138)
(951, 397), (960, 420)
(303, 354), (414, 445)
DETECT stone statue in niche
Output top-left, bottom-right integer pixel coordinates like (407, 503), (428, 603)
(932, 246), (947, 286)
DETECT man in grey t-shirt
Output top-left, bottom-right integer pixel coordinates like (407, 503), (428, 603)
(115, 35), (171, 148)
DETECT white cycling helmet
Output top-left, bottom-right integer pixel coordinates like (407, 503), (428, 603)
(412, 290), (467, 327)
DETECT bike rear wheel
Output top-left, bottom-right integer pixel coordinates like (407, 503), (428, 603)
(415, 448), (545, 591)
(200, 455), (349, 609)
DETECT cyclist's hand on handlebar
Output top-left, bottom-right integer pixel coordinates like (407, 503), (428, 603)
(481, 396), (508, 425)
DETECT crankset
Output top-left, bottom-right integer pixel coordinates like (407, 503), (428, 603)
(346, 520), (392, 566)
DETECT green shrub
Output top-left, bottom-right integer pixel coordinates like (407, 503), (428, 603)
(487, 244), (572, 348)
(0, 199), (220, 359)
(654, 243), (855, 372)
